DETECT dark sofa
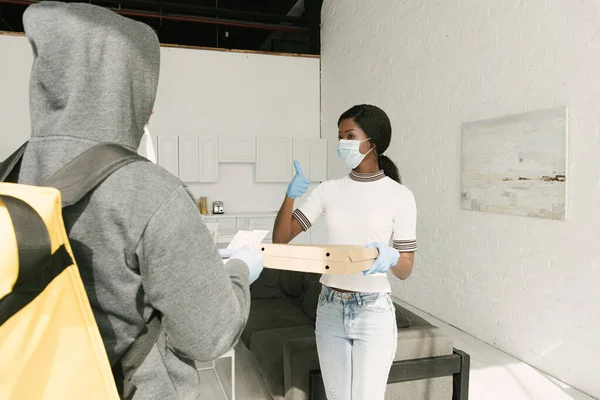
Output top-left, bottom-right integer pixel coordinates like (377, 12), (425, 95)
(241, 268), (469, 400)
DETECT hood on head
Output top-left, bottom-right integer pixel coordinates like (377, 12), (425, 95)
(23, 1), (160, 149)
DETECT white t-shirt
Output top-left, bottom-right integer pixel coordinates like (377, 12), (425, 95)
(292, 170), (417, 293)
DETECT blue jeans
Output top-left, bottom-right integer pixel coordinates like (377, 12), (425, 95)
(315, 285), (398, 400)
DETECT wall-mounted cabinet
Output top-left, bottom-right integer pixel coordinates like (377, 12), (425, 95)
(255, 138), (327, 183)
(291, 138), (327, 182)
(255, 138), (294, 182)
(309, 139), (327, 182)
(157, 136), (179, 177)
(156, 135), (324, 184)
(292, 139), (311, 180)
(198, 138), (219, 182)
(219, 138), (256, 163)
(177, 137), (219, 183)
(178, 136), (199, 182)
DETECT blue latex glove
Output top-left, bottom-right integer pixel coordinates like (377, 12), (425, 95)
(363, 243), (400, 276)
(287, 160), (310, 199)
(219, 246), (264, 284)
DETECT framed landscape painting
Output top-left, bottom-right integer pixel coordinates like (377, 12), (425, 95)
(460, 107), (567, 220)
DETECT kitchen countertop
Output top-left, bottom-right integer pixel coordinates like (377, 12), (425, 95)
(201, 211), (277, 218)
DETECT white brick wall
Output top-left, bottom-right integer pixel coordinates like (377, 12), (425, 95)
(321, 1), (600, 397)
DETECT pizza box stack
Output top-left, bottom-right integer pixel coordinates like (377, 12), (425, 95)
(257, 243), (378, 275)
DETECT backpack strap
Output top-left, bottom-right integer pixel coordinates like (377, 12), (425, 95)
(43, 143), (163, 399)
(44, 143), (145, 207)
(0, 142), (28, 183)
(0, 194), (72, 324)
(114, 311), (162, 400)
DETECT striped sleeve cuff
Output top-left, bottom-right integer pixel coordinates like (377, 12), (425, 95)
(393, 239), (417, 252)
(292, 209), (312, 231)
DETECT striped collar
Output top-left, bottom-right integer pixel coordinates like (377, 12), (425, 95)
(349, 170), (386, 182)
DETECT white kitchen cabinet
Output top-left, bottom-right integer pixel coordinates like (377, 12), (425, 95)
(204, 216), (237, 235)
(255, 138), (293, 182)
(202, 212), (326, 246)
(198, 138), (219, 182)
(217, 217), (237, 234)
(177, 137), (218, 183)
(292, 139), (311, 180)
(235, 218), (249, 231)
(157, 136), (179, 177)
(290, 138), (327, 182)
(219, 138), (256, 163)
(309, 139), (328, 182)
(178, 136), (199, 182)
(248, 217), (274, 233)
(237, 217), (274, 240)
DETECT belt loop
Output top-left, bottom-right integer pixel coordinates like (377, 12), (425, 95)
(358, 293), (363, 307)
(328, 288), (334, 302)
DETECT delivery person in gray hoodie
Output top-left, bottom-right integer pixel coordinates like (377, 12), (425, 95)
(17, 2), (263, 399)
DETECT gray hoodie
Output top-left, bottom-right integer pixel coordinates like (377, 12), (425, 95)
(18, 3), (250, 399)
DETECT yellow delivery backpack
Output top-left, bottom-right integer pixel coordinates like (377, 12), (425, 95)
(0, 143), (161, 400)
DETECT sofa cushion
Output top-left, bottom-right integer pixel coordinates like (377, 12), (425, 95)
(250, 268), (285, 299)
(251, 269), (319, 301)
(394, 326), (453, 361)
(394, 303), (430, 328)
(241, 298), (313, 347)
(301, 278), (321, 322)
(394, 304), (411, 329)
(250, 325), (316, 398)
(278, 270), (310, 299)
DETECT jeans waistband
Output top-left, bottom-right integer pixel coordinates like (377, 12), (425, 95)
(321, 285), (389, 306)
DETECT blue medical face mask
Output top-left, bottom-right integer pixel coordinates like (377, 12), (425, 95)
(337, 138), (372, 169)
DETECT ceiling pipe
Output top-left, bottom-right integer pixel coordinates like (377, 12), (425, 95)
(0, 0), (311, 33)
(259, 0), (305, 51)
(91, 0), (308, 25)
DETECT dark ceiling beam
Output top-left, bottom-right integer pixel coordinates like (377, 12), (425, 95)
(0, 11), (14, 31)
(95, 0), (309, 25)
(258, 0), (306, 52)
(305, 0), (322, 54)
(0, 0), (311, 33)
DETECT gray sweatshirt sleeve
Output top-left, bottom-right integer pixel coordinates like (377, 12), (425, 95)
(136, 186), (250, 362)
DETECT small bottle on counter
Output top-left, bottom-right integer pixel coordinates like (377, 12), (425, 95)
(199, 196), (208, 215)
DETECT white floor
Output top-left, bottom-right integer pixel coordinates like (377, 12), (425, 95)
(395, 298), (596, 400)
(203, 301), (597, 400)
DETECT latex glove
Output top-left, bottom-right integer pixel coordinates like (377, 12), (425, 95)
(363, 243), (399, 276)
(221, 246), (264, 284)
(218, 249), (233, 258)
(287, 160), (310, 199)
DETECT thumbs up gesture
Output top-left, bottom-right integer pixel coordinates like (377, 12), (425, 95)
(286, 160), (310, 199)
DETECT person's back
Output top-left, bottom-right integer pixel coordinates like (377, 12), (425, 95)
(17, 2), (258, 398)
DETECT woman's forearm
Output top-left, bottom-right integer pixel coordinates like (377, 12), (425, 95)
(273, 196), (295, 244)
(391, 256), (413, 280)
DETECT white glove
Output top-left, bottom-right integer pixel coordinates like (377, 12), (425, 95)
(219, 246), (264, 284)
